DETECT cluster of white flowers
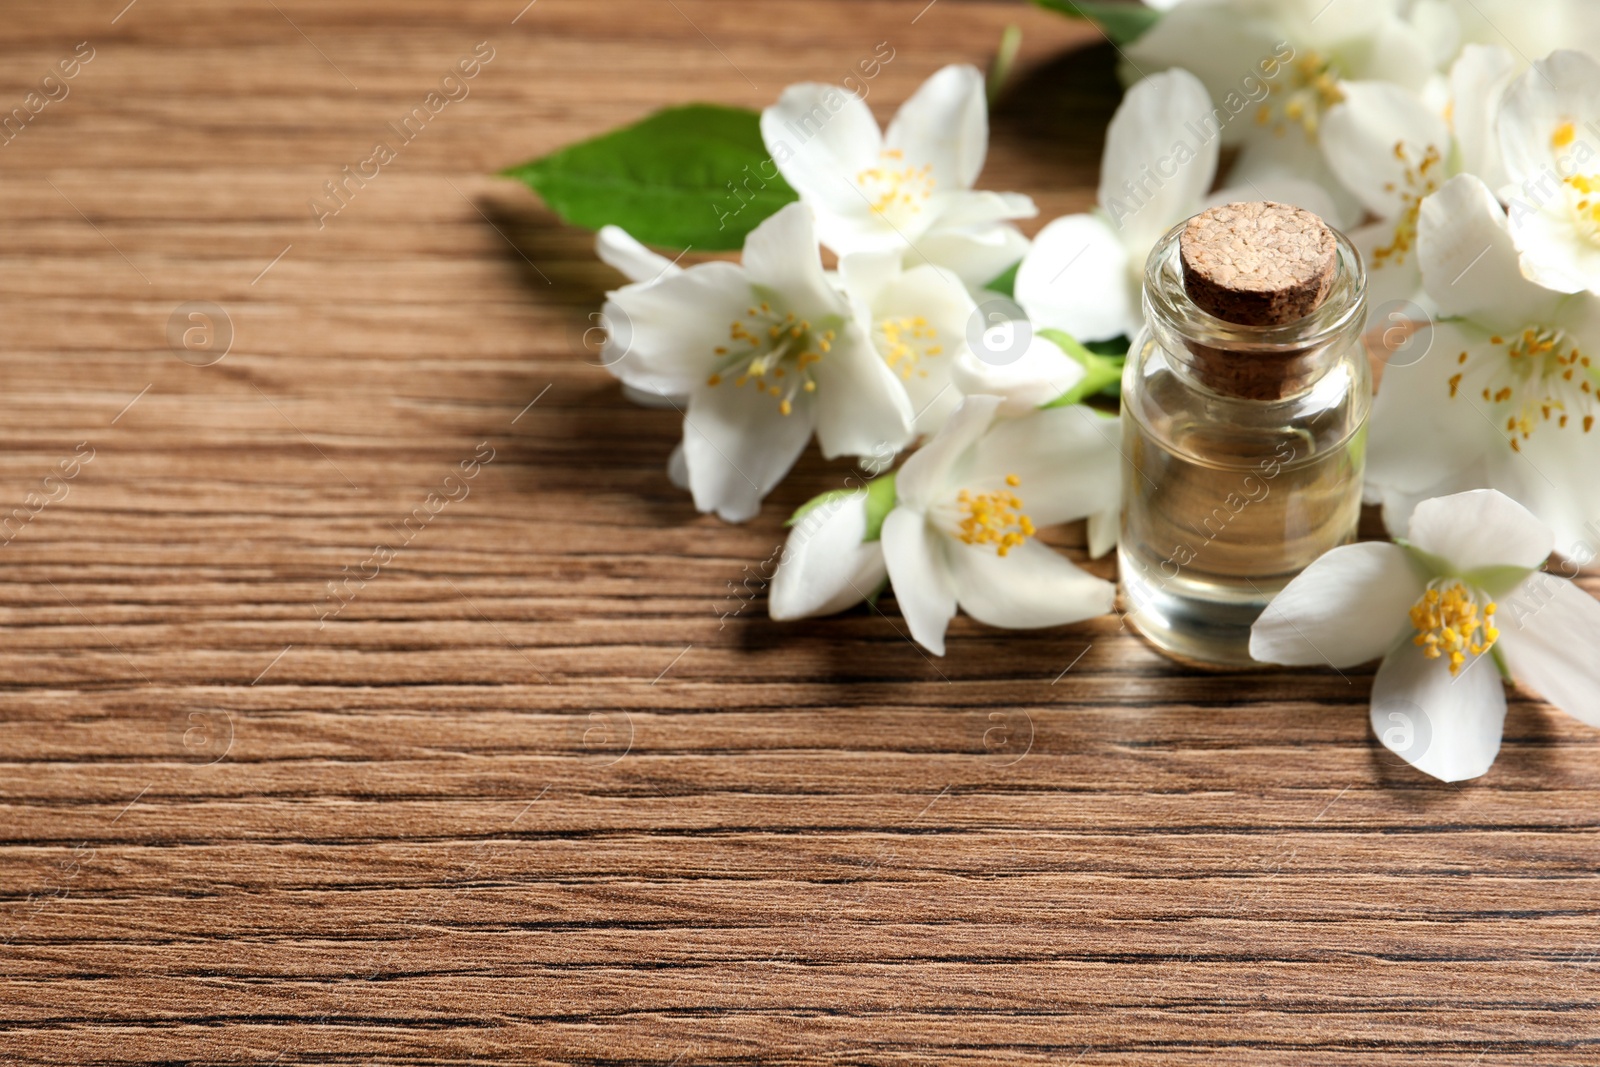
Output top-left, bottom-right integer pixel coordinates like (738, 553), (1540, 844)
(590, 0), (1600, 780)
(600, 64), (1118, 655)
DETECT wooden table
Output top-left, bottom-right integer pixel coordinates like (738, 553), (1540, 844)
(3, 1), (1597, 1062)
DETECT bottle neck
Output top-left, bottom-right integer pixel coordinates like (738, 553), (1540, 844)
(1141, 221), (1367, 402)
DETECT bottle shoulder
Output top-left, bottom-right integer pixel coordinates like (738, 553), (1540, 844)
(1122, 328), (1372, 469)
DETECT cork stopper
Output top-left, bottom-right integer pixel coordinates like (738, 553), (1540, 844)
(1177, 201), (1338, 400)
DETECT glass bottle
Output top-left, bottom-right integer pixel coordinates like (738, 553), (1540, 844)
(1118, 213), (1370, 667)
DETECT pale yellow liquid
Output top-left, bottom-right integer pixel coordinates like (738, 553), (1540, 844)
(1118, 412), (1365, 667)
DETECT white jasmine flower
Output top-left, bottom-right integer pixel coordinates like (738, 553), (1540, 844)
(1251, 489), (1600, 782)
(1316, 47), (1514, 309)
(839, 252), (976, 436)
(1446, 0), (1600, 75)
(1014, 68), (1333, 342)
(596, 224), (681, 285)
(768, 392), (1121, 627)
(1320, 81), (1452, 307)
(1448, 44), (1517, 194)
(1498, 50), (1600, 296)
(1124, 0), (1461, 227)
(761, 64), (1036, 287)
(769, 485), (890, 621)
(596, 226), (689, 412)
(602, 202), (913, 523)
(1015, 70), (1219, 342)
(881, 395), (1120, 655)
(1366, 173), (1600, 550)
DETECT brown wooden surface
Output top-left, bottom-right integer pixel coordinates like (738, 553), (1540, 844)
(2, 1), (1598, 1063)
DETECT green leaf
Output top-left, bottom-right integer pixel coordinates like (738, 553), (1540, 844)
(499, 104), (797, 250)
(1083, 335), (1130, 358)
(1030, 0), (1164, 44)
(784, 471), (898, 543)
(983, 260), (1021, 299)
(1037, 328), (1126, 407)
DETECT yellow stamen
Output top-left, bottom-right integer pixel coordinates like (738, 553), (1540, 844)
(856, 149), (936, 217)
(1258, 51), (1344, 140)
(1408, 581), (1498, 677)
(712, 302), (827, 412)
(1370, 141), (1442, 270)
(876, 315), (941, 378)
(954, 475), (1033, 557)
(1452, 326), (1597, 445)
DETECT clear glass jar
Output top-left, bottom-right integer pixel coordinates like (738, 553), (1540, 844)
(1118, 219), (1370, 667)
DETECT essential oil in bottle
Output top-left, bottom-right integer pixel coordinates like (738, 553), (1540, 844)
(1119, 201), (1370, 667)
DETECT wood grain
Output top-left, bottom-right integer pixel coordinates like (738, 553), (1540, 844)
(1, 1), (1597, 1063)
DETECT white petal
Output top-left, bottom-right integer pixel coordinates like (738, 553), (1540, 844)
(810, 322), (915, 461)
(838, 250), (902, 310)
(681, 382), (815, 523)
(881, 507), (958, 655)
(1087, 508), (1118, 560)
(1452, 0), (1600, 65)
(1206, 175), (1340, 223)
(606, 262), (751, 393)
(1417, 174), (1553, 328)
(1346, 219), (1425, 309)
(1098, 68), (1220, 252)
(1405, 0), (1462, 71)
(1496, 50), (1600, 186)
(893, 394), (1002, 510)
(946, 537), (1115, 630)
(952, 332), (1086, 416)
(859, 262), (977, 344)
(856, 261), (976, 435)
(1407, 488), (1553, 571)
(762, 82), (883, 216)
(1497, 571), (1600, 728)
(1014, 214), (1136, 343)
(667, 441), (689, 490)
(1320, 81), (1450, 220)
(1249, 541), (1422, 667)
(933, 190), (1038, 230)
(1373, 458), (1494, 541)
(1225, 136), (1365, 229)
(1370, 641), (1506, 782)
(1360, 6), (1452, 91)
(1507, 411), (1600, 557)
(1449, 44), (1517, 192)
(769, 491), (887, 620)
(1496, 51), (1600, 295)
(1365, 320), (1499, 495)
(740, 203), (846, 322)
(1511, 209), (1600, 297)
(914, 224), (1030, 289)
(1123, 5), (1287, 146)
(966, 405), (1123, 526)
(621, 382), (684, 409)
(885, 64), (988, 193)
(596, 225), (680, 285)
